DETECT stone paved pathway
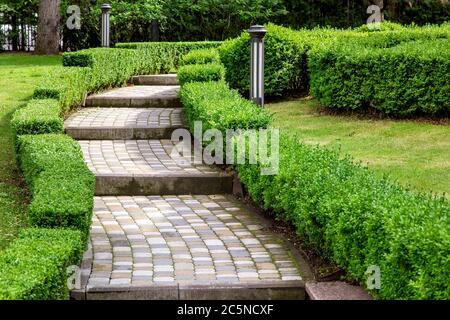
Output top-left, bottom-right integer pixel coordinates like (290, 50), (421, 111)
(67, 74), (309, 300)
(89, 195), (301, 287)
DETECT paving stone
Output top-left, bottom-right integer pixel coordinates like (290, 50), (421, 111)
(65, 108), (185, 140)
(132, 74), (179, 86)
(78, 140), (233, 195)
(83, 195), (303, 290)
(85, 85), (181, 108)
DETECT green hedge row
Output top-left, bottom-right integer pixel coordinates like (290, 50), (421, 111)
(63, 48), (140, 92)
(16, 134), (95, 238)
(180, 48), (221, 66)
(33, 67), (91, 115)
(11, 99), (63, 137)
(177, 63), (225, 86)
(309, 38), (450, 116)
(116, 41), (222, 73)
(219, 24), (309, 97)
(180, 81), (272, 137)
(0, 228), (83, 300)
(180, 44), (450, 298)
(219, 23), (449, 116)
(235, 132), (450, 299)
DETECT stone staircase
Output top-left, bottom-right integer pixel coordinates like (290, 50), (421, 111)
(68, 74), (310, 300)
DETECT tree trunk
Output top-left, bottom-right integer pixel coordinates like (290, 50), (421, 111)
(11, 14), (18, 51)
(35, 0), (60, 55)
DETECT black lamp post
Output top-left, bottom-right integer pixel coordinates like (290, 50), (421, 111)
(249, 25), (267, 107)
(101, 3), (112, 48)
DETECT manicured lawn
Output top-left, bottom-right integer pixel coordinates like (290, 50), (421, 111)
(0, 53), (61, 249)
(267, 97), (450, 196)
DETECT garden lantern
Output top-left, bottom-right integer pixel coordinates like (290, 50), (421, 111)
(249, 25), (267, 107)
(101, 3), (112, 48)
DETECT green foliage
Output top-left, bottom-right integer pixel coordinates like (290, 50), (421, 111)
(33, 67), (91, 115)
(62, 48), (139, 92)
(116, 41), (223, 73)
(219, 24), (310, 96)
(180, 48), (221, 66)
(60, 0), (164, 50)
(160, 0), (287, 41)
(178, 63), (225, 86)
(354, 21), (405, 32)
(309, 38), (450, 116)
(16, 134), (95, 237)
(235, 132), (450, 299)
(11, 99), (63, 137)
(180, 81), (272, 136)
(0, 228), (83, 300)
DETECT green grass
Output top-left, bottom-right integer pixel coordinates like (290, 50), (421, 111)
(267, 98), (450, 197)
(0, 53), (61, 249)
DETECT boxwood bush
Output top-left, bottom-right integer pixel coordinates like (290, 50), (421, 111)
(0, 228), (83, 300)
(219, 23), (309, 97)
(11, 99), (63, 137)
(180, 48), (221, 66)
(177, 63), (225, 85)
(219, 23), (449, 102)
(309, 38), (450, 116)
(180, 81), (272, 136)
(16, 134), (95, 238)
(63, 48), (139, 92)
(235, 132), (450, 299)
(33, 67), (91, 115)
(116, 41), (222, 73)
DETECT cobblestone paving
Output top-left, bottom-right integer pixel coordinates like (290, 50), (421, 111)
(88, 194), (302, 287)
(65, 108), (184, 129)
(87, 85), (179, 100)
(78, 140), (219, 175)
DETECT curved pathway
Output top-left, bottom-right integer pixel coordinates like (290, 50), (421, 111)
(67, 74), (310, 300)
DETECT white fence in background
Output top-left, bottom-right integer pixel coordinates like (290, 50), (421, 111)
(1, 24), (37, 51)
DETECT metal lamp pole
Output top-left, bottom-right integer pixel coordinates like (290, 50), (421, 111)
(249, 25), (267, 107)
(101, 3), (112, 48)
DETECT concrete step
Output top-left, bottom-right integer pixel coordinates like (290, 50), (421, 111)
(78, 140), (233, 196)
(65, 108), (185, 140)
(71, 194), (307, 300)
(132, 74), (179, 86)
(85, 86), (181, 108)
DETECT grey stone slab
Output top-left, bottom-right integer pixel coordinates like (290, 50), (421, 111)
(305, 281), (372, 300)
(132, 74), (179, 86)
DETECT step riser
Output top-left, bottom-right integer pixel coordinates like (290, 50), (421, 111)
(132, 75), (179, 86)
(85, 97), (182, 108)
(95, 175), (233, 196)
(73, 281), (305, 300)
(66, 127), (183, 140)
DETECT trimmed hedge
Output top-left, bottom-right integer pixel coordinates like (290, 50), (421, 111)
(63, 48), (139, 92)
(16, 134), (95, 238)
(116, 41), (222, 73)
(11, 99), (63, 137)
(180, 81), (272, 136)
(0, 228), (83, 300)
(219, 24), (309, 97)
(235, 132), (450, 299)
(180, 81), (272, 165)
(33, 67), (91, 115)
(309, 38), (450, 116)
(177, 63), (225, 85)
(219, 23), (450, 103)
(180, 48), (221, 66)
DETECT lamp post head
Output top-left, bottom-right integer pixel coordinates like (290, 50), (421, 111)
(101, 3), (112, 12)
(248, 25), (268, 39)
